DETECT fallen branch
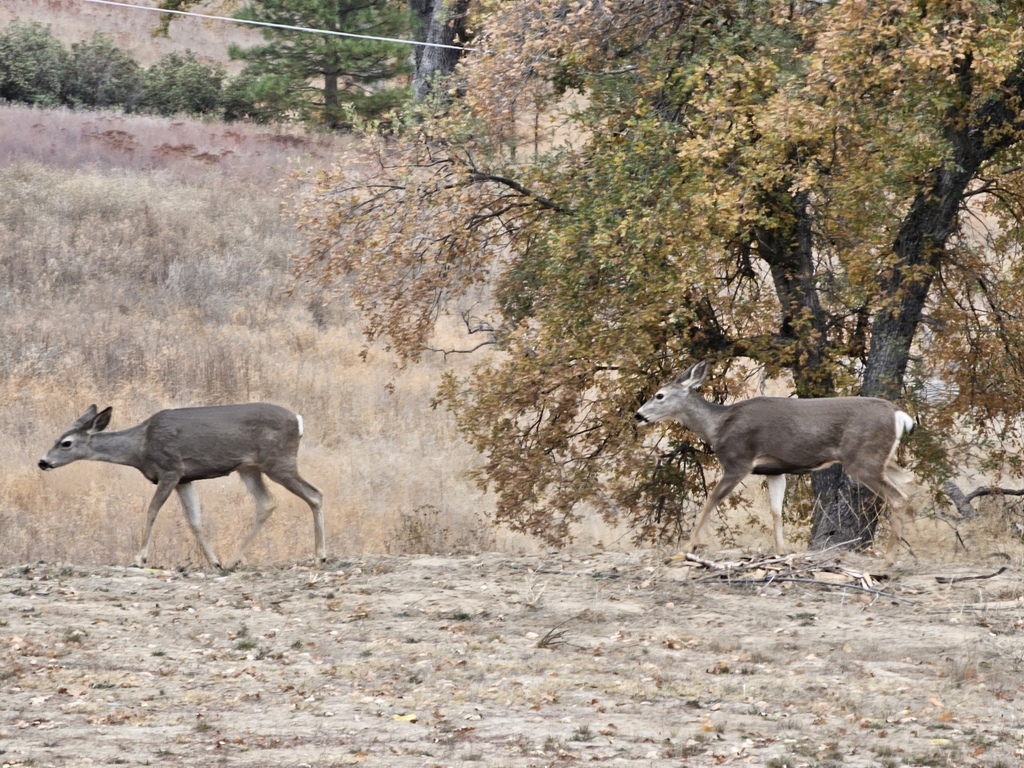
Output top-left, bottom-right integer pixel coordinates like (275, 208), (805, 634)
(943, 480), (1024, 520)
(934, 566), (1009, 585)
(718, 575), (910, 602)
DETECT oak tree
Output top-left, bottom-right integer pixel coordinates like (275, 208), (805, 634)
(295, 0), (1024, 550)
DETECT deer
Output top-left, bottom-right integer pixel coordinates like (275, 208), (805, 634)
(38, 403), (325, 570)
(635, 360), (915, 561)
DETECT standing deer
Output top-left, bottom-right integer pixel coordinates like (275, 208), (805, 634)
(636, 361), (915, 560)
(38, 403), (324, 570)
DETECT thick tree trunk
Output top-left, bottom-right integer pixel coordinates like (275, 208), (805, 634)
(409, 0), (470, 102)
(808, 465), (881, 548)
(756, 190), (833, 397)
(324, 71), (340, 128)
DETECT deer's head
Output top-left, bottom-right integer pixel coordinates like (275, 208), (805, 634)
(38, 405), (113, 470)
(635, 361), (708, 425)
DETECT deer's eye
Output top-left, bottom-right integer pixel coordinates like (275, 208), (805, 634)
(60, 439), (73, 449)
(654, 392), (665, 400)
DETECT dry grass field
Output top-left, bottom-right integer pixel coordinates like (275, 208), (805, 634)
(0, 0), (260, 68)
(0, 103), (523, 567)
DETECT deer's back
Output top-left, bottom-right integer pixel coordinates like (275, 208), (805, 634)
(141, 403), (301, 481)
(718, 396), (899, 469)
(726, 395), (896, 425)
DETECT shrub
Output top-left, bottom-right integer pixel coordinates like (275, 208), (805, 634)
(221, 69), (294, 124)
(141, 51), (224, 117)
(0, 20), (68, 107)
(64, 33), (143, 111)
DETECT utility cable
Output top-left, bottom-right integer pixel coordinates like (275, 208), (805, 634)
(80, 0), (475, 52)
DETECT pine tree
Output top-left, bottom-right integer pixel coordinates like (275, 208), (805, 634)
(229, 0), (411, 127)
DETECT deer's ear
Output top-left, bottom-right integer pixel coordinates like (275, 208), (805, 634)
(90, 407), (113, 434)
(688, 361), (709, 388)
(674, 361), (708, 389)
(72, 405), (99, 431)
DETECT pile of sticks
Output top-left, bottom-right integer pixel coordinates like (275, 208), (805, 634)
(674, 548), (904, 600)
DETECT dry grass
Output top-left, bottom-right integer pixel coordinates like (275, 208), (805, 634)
(0, 0), (260, 69)
(0, 104), (527, 566)
(0, 104), (347, 183)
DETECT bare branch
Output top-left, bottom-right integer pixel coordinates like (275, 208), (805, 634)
(468, 172), (571, 213)
(943, 480), (978, 519)
(964, 485), (1024, 502)
(427, 339), (498, 359)
(944, 480), (1024, 520)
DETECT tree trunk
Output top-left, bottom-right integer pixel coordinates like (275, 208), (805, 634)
(324, 71), (340, 128)
(756, 188), (834, 397)
(409, 0), (470, 102)
(808, 466), (882, 549)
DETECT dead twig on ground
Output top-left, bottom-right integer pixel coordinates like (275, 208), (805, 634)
(673, 549), (912, 602)
(536, 616), (585, 650)
(934, 566), (1009, 584)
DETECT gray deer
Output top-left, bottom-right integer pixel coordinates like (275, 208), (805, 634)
(636, 361), (915, 560)
(39, 403), (324, 569)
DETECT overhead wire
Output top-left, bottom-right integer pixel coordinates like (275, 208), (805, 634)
(80, 0), (477, 52)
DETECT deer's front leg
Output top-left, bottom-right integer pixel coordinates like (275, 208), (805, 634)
(688, 470), (747, 550)
(176, 482), (223, 570)
(134, 477), (178, 567)
(766, 474), (787, 552)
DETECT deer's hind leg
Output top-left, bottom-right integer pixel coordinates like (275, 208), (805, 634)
(878, 463), (916, 563)
(265, 466), (325, 562)
(229, 468), (278, 569)
(847, 461), (912, 565)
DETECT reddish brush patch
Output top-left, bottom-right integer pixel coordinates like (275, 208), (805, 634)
(156, 142), (198, 157)
(89, 129), (138, 153)
(267, 134), (308, 148)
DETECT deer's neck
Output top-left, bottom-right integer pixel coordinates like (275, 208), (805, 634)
(87, 427), (148, 471)
(681, 396), (728, 445)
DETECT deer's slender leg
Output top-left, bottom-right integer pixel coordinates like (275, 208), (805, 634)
(265, 468), (325, 561)
(881, 464), (916, 560)
(134, 477), (178, 567)
(766, 474), (787, 552)
(175, 482), (222, 569)
(846, 463), (910, 564)
(688, 470), (748, 550)
(229, 469), (277, 569)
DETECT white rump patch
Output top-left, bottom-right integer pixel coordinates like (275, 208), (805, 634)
(297, 414), (304, 437)
(894, 411), (914, 440)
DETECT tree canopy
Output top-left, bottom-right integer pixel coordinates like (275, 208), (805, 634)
(294, 0), (1024, 548)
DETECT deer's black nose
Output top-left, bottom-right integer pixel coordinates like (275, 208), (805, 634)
(635, 413), (648, 424)
(38, 459), (52, 470)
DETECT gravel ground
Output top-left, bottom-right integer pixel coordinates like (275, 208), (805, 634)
(2, 551), (1022, 767)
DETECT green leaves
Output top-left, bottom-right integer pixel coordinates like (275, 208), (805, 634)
(0, 20), (68, 107)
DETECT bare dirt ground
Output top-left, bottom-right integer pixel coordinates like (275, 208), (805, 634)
(1, 551), (1022, 768)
